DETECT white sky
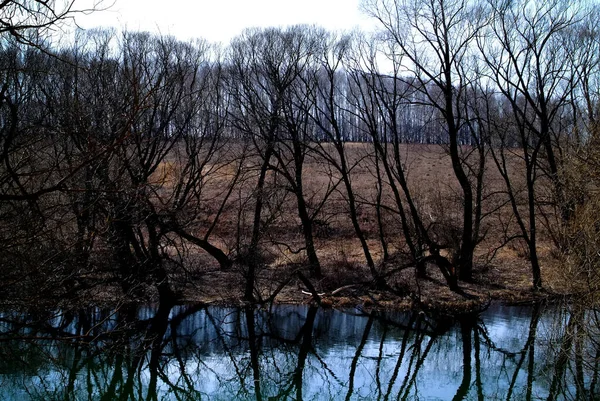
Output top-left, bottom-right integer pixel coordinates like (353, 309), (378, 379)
(75, 0), (376, 44)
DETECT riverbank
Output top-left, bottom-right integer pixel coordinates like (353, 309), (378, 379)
(12, 251), (573, 316)
(0, 143), (580, 315)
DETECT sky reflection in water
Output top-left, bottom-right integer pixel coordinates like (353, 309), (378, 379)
(0, 303), (596, 400)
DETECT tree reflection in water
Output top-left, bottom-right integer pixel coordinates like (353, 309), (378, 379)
(0, 302), (598, 400)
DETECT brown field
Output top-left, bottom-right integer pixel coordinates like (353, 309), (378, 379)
(73, 142), (574, 312)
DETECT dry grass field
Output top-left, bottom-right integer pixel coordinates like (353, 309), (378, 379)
(0, 139), (570, 312)
(107, 141), (573, 311)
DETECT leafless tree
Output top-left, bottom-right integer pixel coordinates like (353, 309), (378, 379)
(0, 0), (106, 48)
(304, 31), (384, 285)
(361, 0), (489, 283)
(479, 0), (582, 289)
(344, 34), (461, 289)
(227, 27), (324, 300)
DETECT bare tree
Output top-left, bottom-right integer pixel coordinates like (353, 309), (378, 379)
(362, 0), (488, 283)
(160, 55), (239, 272)
(304, 31), (384, 286)
(480, 0), (581, 289)
(271, 27), (325, 279)
(0, 0), (106, 47)
(227, 27), (322, 300)
(344, 34), (460, 289)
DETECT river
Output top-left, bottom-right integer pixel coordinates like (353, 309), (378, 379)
(0, 302), (597, 400)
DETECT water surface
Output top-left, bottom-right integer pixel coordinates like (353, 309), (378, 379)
(0, 303), (597, 400)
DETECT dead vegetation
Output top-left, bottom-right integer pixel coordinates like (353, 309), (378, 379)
(46, 142), (570, 312)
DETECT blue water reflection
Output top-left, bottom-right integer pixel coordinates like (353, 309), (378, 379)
(0, 303), (597, 400)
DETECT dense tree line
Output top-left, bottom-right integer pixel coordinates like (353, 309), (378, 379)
(1, 0), (599, 304)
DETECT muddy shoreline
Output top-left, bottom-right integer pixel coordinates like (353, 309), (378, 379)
(1, 261), (576, 316)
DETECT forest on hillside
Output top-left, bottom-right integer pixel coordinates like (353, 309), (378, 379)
(1, 0), (600, 309)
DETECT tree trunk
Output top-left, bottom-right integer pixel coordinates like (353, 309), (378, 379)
(246, 144), (274, 302)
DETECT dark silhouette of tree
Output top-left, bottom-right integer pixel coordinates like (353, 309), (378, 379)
(0, 0), (104, 47)
(480, 0), (581, 289)
(362, 0), (488, 283)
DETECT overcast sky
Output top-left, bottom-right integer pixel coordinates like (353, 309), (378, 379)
(75, 0), (376, 44)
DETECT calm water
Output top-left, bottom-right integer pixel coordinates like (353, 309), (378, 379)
(0, 303), (598, 400)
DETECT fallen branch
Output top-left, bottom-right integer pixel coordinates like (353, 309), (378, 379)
(300, 284), (359, 298)
(297, 271), (321, 304)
